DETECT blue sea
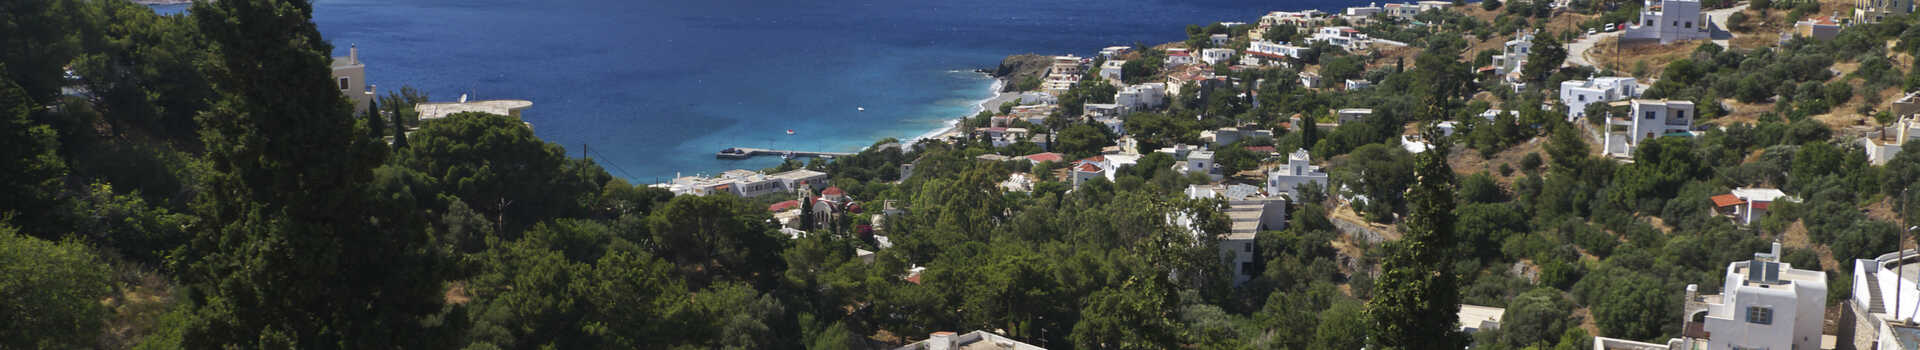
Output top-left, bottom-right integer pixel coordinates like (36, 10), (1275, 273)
(158, 0), (1373, 182)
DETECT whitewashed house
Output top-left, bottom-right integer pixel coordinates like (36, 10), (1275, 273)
(1603, 99), (1695, 158)
(1099, 59), (1126, 82)
(1710, 188), (1796, 226)
(1623, 0), (1711, 44)
(1267, 149), (1329, 200)
(1560, 76), (1641, 120)
(1209, 34), (1230, 47)
(1114, 83), (1168, 111)
(1863, 114), (1920, 165)
(1100, 46), (1132, 59)
(1595, 243), (1826, 350)
(1185, 184), (1287, 286)
(1200, 48), (1235, 65)
(1165, 48), (1196, 67)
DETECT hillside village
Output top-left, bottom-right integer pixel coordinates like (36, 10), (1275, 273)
(16, 0), (1920, 348)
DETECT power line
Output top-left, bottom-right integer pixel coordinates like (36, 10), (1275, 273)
(584, 147), (640, 180)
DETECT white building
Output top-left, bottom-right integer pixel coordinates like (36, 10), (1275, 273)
(1099, 46), (1133, 59)
(1603, 99), (1695, 158)
(330, 45), (376, 114)
(1492, 30), (1534, 79)
(1259, 10), (1326, 27)
(1246, 41), (1308, 66)
(1209, 34), (1231, 47)
(658, 168), (829, 197)
(1175, 150), (1221, 180)
(1346, 3), (1384, 17)
(1165, 48), (1196, 67)
(1846, 250), (1920, 350)
(1594, 243), (1826, 350)
(1560, 76), (1642, 120)
(1098, 59), (1126, 82)
(1114, 83), (1168, 111)
(1711, 188), (1797, 226)
(1185, 184), (1287, 286)
(1200, 126), (1274, 146)
(1043, 55), (1084, 94)
(1267, 149), (1330, 200)
(1000, 173), (1035, 193)
(1310, 27), (1373, 51)
(1857, 0), (1913, 23)
(1336, 108), (1373, 124)
(1622, 0), (1711, 44)
(897, 330), (1046, 350)
(1083, 103), (1125, 119)
(1344, 79), (1371, 90)
(1864, 114), (1920, 165)
(1200, 48), (1236, 65)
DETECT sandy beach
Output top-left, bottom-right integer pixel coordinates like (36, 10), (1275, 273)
(907, 75), (1026, 146)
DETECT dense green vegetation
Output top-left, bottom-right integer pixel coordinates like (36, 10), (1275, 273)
(4, 0), (1920, 349)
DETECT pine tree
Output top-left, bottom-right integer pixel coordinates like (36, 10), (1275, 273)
(177, 0), (449, 346)
(1366, 126), (1466, 350)
(0, 67), (68, 236)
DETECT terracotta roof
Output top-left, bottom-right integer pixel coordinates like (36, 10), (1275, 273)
(1711, 194), (1745, 208)
(1245, 146), (1277, 153)
(822, 186), (845, 195)
(768, 200), (800, 212)
(1076, 162), (1104, 172)
(1752, 201), (1771, 210)
(1023, 152), (1064, 163)
(1082, 155), (1106, 162)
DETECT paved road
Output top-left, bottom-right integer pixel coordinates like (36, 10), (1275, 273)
(1564, 3), (1747, 68)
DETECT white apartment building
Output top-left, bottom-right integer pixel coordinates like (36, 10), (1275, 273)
(1623, 0), (1710, 44)
(1492, 30), (1534, 79)
(1114, 83), (1167, 111)
(1043, 55), (1084, 94)
(1200, 48), (1235, 65)
(1259, 10), (1326, 27)
(659, 169), (829, 197)
(1267, 149), (1330, 200)
(1560, 77), (1641, 120)
(1099, 46), (1132, 59)
(1246, 41), (1308, 65)
(1857, 0), (1913, 23)
(1603, 99), (1695, 157)
(1865, 115), (1920, 165)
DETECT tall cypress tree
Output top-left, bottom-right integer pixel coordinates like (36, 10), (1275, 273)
(1366, 126), (1465, 350)
(366, 97), (384, 141)
(179, 0), (448, 346)
(391, 100), (408, 150)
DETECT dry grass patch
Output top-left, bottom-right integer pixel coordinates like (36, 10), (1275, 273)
(1591, 38), (1702, 78)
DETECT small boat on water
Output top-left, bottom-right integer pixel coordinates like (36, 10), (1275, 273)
(786, 129), (796, 135)
(716, 147), (750, 159)
(857, 107), (866, 112)
(782, 152), (795, 160)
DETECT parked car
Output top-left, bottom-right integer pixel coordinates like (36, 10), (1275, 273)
(1588, 28), (1598, 35)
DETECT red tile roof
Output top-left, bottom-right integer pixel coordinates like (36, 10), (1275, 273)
(1076, 162), (1104, 172)
(1752, 201), (1771, 210)
(1023, 152), (1064, 163)
(822, 186), (845, 195)
(1245, 146), (1277, 153)
(768, 200), (800, 212)
(1711, 194), (1745, 208)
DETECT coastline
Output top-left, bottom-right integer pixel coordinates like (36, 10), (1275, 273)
(905, 73), (1019, 148)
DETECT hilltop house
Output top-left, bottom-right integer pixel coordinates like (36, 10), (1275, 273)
(1267, 149), (1330, 200)
(1603, 99), (1695, 158)
(1200, 48), (1235, 65)
(1792, 15), (1843, 41)
(1864, 114), (1920, 165)
(1173, 150), (1222, 180)
(1165, 48), (1196, 68)
(1492, 30), (1534, 86)
(331, 45), (376, 114)
(1593, 243), (1826, 350)
(1559, 76), (1641, 120)
(1710, 188), (1797, 225)
(1622, 0), (1710, 44)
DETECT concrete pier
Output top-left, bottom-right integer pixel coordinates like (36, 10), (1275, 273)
(716, 147), (854, 160)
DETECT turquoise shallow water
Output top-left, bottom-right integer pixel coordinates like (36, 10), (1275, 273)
(165, 0), (1374, 181)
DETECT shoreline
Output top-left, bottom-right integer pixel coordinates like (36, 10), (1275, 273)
(904, 72), (1018, 148)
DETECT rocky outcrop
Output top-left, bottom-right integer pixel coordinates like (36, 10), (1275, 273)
(991, 54), (1052, 92)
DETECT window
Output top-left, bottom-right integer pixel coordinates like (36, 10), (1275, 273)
(1644, 111), (1655, 120)
(1746, 306), (1773, 325)
(1676, 110), (1686, 120)
(1578, 95), (1587, 102)
(1646, 20), (1654, 26)
(1240, 262), (1254, 275)
(1685, 22), (1693, 28)
(338, 77), (350, 90)
(1244, 243), (1253, 253)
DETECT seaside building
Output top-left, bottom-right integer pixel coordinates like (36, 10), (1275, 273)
(1266, 149), (1329, 200)
(1560, 76), (1641, 120)
(1246, 41), (1308, 65)
(1856, 0), (1913, 23)
(1164, 48), (1196, 68)
(1622, 0), (1710, 44)
(1184, 184), (1287, 286)
(657, 169), (828, 197)
(1382, 2), (1423, 19)
(416, 98), (535, 121)
(1345, 3), (1384, 17)
(1595, 243), (1826, 350)
(1258, 10), (1326, 29)
(1603, 99), (1695, 158)
(330, 45), (376, 114)
(1100, 46), (1133, 59)
(1098, 59), (1126, 82)
(1309, 27), (1373, 52)
(1200, 48), (1235, 65)
(1043, 55), (1084, 94)
(896, 330), (1046, 350)
(1209, 34), (1231, 47)
(1710, 188), (1797, 226)
(1114, 83), (1167, 111)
